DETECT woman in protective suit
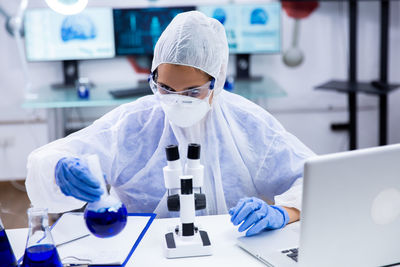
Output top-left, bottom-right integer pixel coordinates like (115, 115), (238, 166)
(26, 11), (315, 236)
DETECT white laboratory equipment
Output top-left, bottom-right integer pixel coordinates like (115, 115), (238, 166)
(163, 144), (212, 258)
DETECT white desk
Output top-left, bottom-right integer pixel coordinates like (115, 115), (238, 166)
(7, 214), (274, 266)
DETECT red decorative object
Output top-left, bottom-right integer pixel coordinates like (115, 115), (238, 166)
(282, 1), (319, 19)
(127, 56), (151, 74)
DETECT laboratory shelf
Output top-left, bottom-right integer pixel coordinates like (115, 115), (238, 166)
(234, 76), (287, 100)
(22, 78), (286, 110)
(21, 83), (146, 109)
(315, 80), (400, 96)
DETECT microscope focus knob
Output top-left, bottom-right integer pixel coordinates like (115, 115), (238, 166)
(167, 194), (180, 211)
(195, 193), (206, 210)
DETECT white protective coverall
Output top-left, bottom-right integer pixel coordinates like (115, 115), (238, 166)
(26, 11), (315, 217)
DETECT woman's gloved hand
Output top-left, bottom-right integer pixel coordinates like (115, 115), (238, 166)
(55, 157), (104, 202)
(229, 197), (290, 236)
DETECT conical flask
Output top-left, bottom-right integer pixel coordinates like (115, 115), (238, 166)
(0, 216), (18, 267)
(21, 207), (62, 267)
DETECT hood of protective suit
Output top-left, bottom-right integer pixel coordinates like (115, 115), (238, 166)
(152, 11), (229, 96)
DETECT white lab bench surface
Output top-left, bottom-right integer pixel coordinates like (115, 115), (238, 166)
(7, 214), (280, 266)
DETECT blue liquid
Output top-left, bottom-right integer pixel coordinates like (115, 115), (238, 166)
(0, 229), (17, 267)
(22, 244), (62, 267)
(84, 205), (127, 238)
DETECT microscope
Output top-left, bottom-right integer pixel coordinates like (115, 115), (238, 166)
(163, 143), (212, 258)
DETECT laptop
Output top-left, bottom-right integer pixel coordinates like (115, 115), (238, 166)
(237, 144), (400, 267)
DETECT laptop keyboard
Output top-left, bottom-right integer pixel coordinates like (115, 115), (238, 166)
(281, 248), (299, 262)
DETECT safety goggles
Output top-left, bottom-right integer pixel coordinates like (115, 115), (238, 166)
(148, 71), (215, 100)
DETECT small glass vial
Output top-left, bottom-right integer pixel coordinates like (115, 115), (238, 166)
(0, 216), (18, 266)
(21, 207), (62, 267)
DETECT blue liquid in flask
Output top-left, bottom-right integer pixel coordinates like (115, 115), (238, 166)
(0, 228), (18, 267)
(22, 244), (62, 267)
(84, 204), (127, 238)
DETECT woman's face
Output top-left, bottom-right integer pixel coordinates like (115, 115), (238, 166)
(157, 64), (214, 104)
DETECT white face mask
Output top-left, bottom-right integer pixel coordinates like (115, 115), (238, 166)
(160, 94), (211, 128)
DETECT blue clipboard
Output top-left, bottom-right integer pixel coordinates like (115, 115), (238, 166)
(18, 213), (156, 267)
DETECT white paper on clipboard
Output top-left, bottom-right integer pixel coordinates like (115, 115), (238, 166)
(51, 212), (151, 265)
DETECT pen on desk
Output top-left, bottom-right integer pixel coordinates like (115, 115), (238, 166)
(62, 255), (92, 266)
(56, 234), (91, 248)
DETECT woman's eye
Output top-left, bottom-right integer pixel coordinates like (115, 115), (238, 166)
(159, 84), (174, 93)
(188, 89), (200, 97)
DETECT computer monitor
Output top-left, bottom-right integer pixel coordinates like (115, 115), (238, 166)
(24, 7), (115, 61)
(113, 6), (195, 55)
(197, 3), (281, 54)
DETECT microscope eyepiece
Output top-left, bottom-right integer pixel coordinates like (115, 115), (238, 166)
(166, 145), (179, 161)
(187, 143), (201, 160)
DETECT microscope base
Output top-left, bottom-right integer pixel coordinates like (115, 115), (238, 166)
(164, 230), (212, 258)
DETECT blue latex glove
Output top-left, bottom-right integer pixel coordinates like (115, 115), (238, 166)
(55, 157), (104, 202)
(229, 197), (290, 236)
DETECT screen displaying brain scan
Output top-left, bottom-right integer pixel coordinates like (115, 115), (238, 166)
(24, 7), (115, 61)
